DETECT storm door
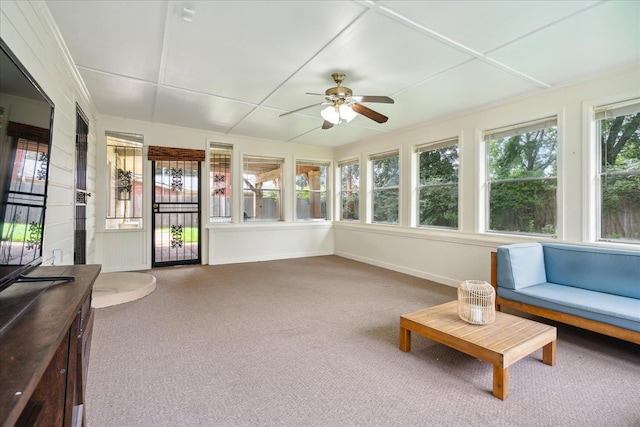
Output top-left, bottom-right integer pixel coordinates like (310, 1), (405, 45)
(151, 159), (201, 267)
(74, 107), (89, 264)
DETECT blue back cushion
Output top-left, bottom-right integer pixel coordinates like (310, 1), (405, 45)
(542, 243), (640, 299)
(497, 242), (547, 290)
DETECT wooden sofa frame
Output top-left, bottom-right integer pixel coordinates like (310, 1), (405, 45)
(490, 252), (640, 345)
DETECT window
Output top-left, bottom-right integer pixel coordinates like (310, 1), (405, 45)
(485, 117), (557, 235)
(105, 132), (143, 229)
(416, 138), (459, 229)
(339, 159), (359, 220)
(1, 124), (51, 264)
(371, 151), (399, 224)
(296, 160), (329, 220)
(595, 99), (640, 243)
(210, 143), (232, 222)
(243, 156), (283, 221)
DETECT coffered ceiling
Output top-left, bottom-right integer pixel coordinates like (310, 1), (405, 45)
(45, 1), (640, 147)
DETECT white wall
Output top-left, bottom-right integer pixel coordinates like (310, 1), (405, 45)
(95, 115), (334, 271)
(333, 64), (640, 287)
(1, 1), (98, 266)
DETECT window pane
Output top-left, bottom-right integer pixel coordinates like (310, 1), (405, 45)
(372, 154), (399, 224)
(487, 124), (557, 235)
(106, 134), (143, 229)
(296, 162), (328, 220)
(599, 106), (640, 242)
(419, 185), (458, 228)
(418, 143), (458, 228)
(243, 156), (282, 221)
(489, 179), (557, 234)
(1, 138), (48, 264)
(340, 162), (359, 221)
(373, 188), (399, 223)
(210, 145), (232, 222)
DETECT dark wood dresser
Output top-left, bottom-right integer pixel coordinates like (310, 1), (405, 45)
(0, 265), (101, 427)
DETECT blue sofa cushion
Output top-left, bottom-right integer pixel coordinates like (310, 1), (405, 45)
(542, 243), (640, 299)
(497, 242), (547, 290)
(498, 286), (640, 332)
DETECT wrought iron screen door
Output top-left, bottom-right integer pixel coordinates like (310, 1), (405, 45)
(151, 160), (201, 267)
(74, 107), (89, 265)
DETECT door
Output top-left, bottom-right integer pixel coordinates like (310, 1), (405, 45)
(151, 159), (201, 267)
(74, 107), (89, 265)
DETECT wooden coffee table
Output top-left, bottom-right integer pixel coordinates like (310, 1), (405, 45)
(399, 301), (556, 400)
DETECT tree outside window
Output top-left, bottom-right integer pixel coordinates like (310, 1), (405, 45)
(242, 156), (283, 221)
(371, 151), (399, 224)
(296, 161), (328, 220)
(596, 100), (640, 243)
(339, 160), (359, 221)
(106, 132), (143, 229)
(417, 138), (459, 229)
(485, 118), (557, 235)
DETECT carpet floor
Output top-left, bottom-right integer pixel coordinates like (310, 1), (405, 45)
(86, 256), (640, 426)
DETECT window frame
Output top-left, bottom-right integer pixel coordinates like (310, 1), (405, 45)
(338, 159), (360, 221)
(370, 150), (400, 225)
(242, 155), (284, 222)
(483, 117), (558, 237)
(209, 143), (233, 224)
(415, 137), (459, 230)
(105, 131), (144, 230)
(593, 98), (640, 244)
(295, 159), (330, 221)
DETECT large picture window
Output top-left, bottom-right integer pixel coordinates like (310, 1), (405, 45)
(339, 159), (359, 221)
(243, 156), (283, 221)
(485, 118), (557, 235)
(105, 132), (143, 229)
(416, 138), (459, 229)
(210, 143), (232, 223)
(371, 151), (399, 224)
(595, 99), (640, 243)
(296, 160), (328, 220)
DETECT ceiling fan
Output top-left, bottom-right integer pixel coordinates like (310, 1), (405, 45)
(279, 73), (394, 129)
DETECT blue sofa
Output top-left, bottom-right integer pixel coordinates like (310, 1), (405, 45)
(491, 242), (640, 345)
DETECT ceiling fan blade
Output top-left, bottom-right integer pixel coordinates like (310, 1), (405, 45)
(322, 120), (334, 130)
(352, 95), (394, 104)
(279, 102), (325, 117)
(352, 103), (388, 123)
(305, 92), (326, 96)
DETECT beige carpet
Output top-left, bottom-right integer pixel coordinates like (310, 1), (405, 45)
(86, 256), (640, 426)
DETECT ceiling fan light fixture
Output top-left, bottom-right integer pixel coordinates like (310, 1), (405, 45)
(339, 104), (357, 122)
(321, 106), (340, 124)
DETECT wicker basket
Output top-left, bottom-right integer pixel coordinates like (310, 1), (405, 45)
(457, 280), (495, 325)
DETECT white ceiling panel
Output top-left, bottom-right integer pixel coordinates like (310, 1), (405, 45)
(488, 1), (640, 85)
(379, 0), (600, 54)
(230, 107), (322, 143)
(162, 1), (367, 104)
(290, 121), (390, 147)
(79, 70), (157, 122)
(390, 59), (541, 129)
(153, 86), (256, 133)
(40, 0), (639, 148)
(266, 10), (473, 112)
(47, 0), (167, 82)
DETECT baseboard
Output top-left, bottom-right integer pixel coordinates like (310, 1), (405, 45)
(334, 250), (458, 288)
(209, 250), (333, 265)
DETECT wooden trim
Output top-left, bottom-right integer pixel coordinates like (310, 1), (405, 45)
(7, 121), (50, 144)
(147, 145), (205, 162)
(490, 251), (640, 345)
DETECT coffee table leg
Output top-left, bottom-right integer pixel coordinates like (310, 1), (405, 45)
(399, 326), (411, 352)
(542, 340), (556, 366)
(492, 366), (509, 400)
